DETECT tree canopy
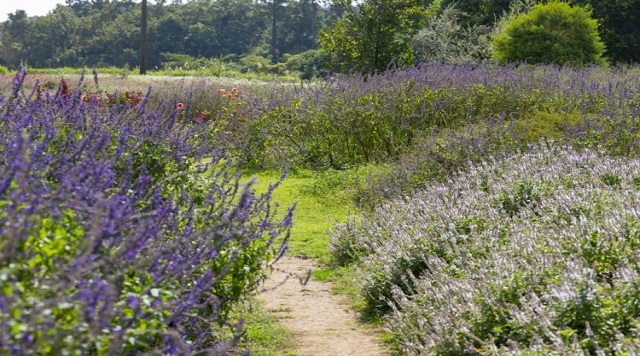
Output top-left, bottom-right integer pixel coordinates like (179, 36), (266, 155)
(492, 1), (606, 65)
(319, 0), (436, 73)
(1, 0), (640, 72)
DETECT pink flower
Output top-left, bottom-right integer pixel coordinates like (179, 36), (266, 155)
(218, 89), (225, 95)
(176, 102), (184, 111)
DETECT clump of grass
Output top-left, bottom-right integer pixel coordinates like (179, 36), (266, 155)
(245, 168), (360, 264)
(224, 300), (296, 355)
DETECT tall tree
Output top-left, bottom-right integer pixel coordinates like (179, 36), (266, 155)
(440, 0), (513, 26)
(320, 0), (432, 72)
(1, 10), (32, 68)
(140, 0), (148, 74)
(269, 0), (288, 62)
(572, 0), (640, 63)
(65, 0), (107, 16)
(29, 6), (81, 67)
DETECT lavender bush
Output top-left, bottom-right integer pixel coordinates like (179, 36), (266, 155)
(331, 143), (640, 354)
(249, 63), (640, 170)
(0, 70), (292, 354)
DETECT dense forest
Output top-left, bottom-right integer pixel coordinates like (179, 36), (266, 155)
(0, 0), (341, 70)
(0, 0), (639, 75)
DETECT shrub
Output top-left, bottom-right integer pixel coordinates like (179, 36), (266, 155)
(411, 5), (492, 64)
(239, 54), (274, 74)
(0, 70), (292, 354)
(284, 50), (332, 80)
(492, 1), (606, 66)
(332, 143), (640, 353)
(353, 117), (530, 210)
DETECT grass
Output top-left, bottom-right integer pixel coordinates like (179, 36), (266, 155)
(243, 168), (357, 264)
(228, 300), (296, 355)
(229, 168), (364, 354)
(17, 66), (301, 82)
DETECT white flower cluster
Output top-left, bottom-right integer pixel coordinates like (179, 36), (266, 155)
(333, 143), (640, 354)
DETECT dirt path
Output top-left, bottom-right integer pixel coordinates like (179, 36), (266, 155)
(259, 257), (388, 356)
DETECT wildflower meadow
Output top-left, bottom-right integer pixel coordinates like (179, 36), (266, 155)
(2, 61), (640, 354)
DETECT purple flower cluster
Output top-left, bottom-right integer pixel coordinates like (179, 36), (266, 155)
(249, 63), (640, 169)
(0, 70), (291, 354)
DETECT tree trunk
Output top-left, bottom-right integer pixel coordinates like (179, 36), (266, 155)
(271, 0), (278, 62)
(140, 0), (148, 75)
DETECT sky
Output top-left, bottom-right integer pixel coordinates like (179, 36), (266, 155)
(0, 0), (66, 22)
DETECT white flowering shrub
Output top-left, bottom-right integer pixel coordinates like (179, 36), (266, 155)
(332, 143), (640, 354)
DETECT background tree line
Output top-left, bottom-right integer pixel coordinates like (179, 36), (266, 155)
(0, 0), (639, 75)
(0, 0), (341, 71)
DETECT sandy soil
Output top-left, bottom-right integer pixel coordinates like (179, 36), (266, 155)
(258, 257), (388, 356)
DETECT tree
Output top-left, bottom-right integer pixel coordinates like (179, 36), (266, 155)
(140, 0), (148, 74)
(29, 6), (81, 67)
(492, 1), (606, 65)
(412, 5), (492, 64)
(65, 0), (107, 16)
(440, 0), (511, 26)
(0, 10), (32, 68)
(320, 0), (433, 73)
(572, 0), (640, 63)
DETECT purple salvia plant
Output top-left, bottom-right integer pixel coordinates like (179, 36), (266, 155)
(0, 69), (292, 354)
(246, 63), (640, 170)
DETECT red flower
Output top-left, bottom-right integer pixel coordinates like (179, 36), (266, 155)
(227, 93), (233, 100)
(176, 102), (184, 111)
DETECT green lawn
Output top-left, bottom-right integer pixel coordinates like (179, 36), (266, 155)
(244, 169), (356, 264)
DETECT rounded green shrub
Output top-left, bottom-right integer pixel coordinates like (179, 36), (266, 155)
(492, 1), (606, 66)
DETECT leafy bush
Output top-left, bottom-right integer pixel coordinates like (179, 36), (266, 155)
(239, 54), (274, 74)
(284, 50), (332, 80)
(0, 70), (292, 354)
(492, 1), (606, 65)
(412, 5), (492, 64)
(353, 116), (530, 209)
(331, 144), (640, 353)
(246, 63), (640, 171)
(249, 64), (554, 169)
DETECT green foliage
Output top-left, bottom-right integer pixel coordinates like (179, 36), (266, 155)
(567, 116), (640, 157)
(251, 80), (548, 170)
(328, 215), (371, 267)
(244, 169), (356, 263)
(572, 0), (640, 64)
(284, 50), (332, 80)
(411, 5), (493, 64)
(224, 301), (295, 355)
(495, 180), (541, 216)
(0, 0), (331, 70)
(319, 0), (433, 73)
(492, 1), (606, 65)
(440, 0), (515, 26)
(351, 117), (529, 210)
(240, 54), (275, 74)
(514, 111), (584, 142)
